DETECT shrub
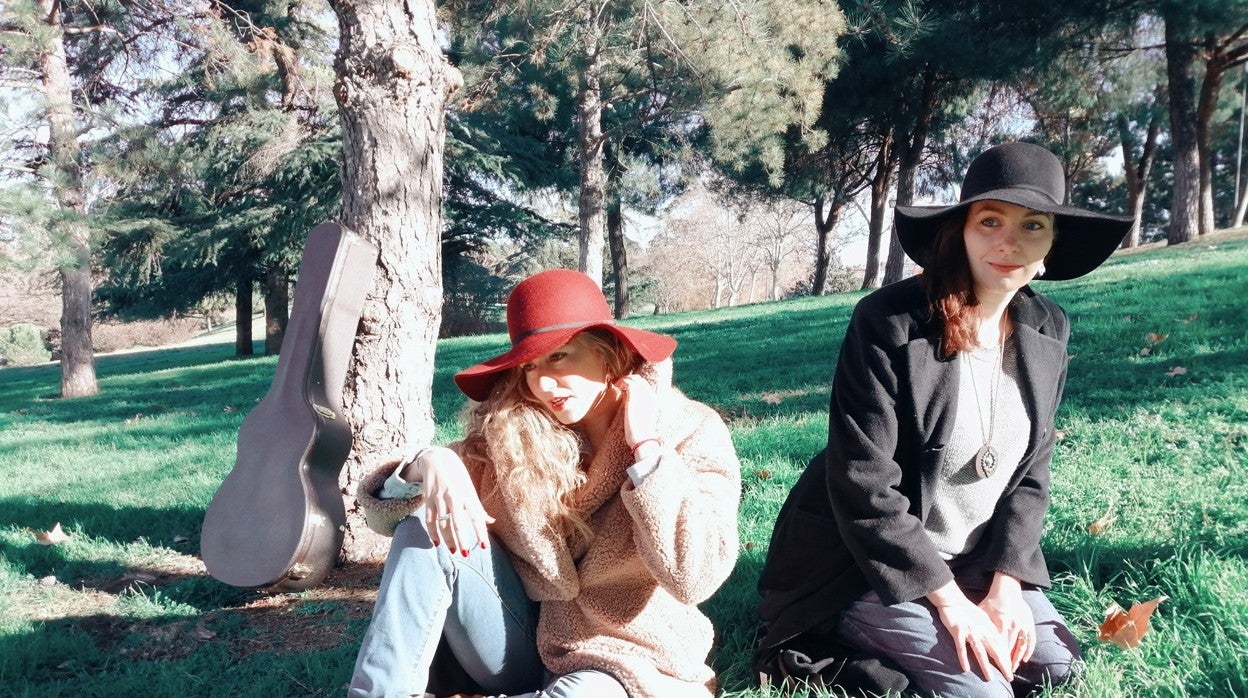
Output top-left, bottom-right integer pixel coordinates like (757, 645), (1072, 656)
(0, 323), (52, 366)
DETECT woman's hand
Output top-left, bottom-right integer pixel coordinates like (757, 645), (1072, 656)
(412, 447), (494, 555)
(616, 374), (662, 460)
(979, 573), (1036, 671)
(927, 580), (1014, 682)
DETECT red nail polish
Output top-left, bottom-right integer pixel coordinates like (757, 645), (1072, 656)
(480, 542), (487, 549)
(461, 549), (469, 557)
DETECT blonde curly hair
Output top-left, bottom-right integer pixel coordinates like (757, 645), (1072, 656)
(458, 329), (642, 543)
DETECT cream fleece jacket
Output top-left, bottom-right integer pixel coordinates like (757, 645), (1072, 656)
(356, 360), (741, 698)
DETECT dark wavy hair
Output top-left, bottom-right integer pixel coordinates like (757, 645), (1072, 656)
(920, 211), (980, 358)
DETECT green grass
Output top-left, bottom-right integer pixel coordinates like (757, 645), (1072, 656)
(3, 230), (1248, 696)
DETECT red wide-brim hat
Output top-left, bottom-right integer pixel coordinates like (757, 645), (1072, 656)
(453, 269), (677, 402)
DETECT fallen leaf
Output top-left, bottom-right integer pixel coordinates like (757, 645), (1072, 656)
(1145, 332), (1167, 345)
(1054, 428), (1068, 441)
(1138, 347), (1152, 357)
(191, 623), (217, 641)
(1088, 504), (1117, 535)
(35, 522), (70, 545)
(1180, 313), (1199, 323)
(1099, 596), (1168, 648)
(753, 469), (772, 480)
(743, 541), (756, 551)
(1166, 366), (1187, 377)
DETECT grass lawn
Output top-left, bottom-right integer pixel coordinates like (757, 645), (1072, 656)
(2, 230), (1247, 697)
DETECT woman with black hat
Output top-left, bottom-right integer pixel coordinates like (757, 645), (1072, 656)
(348, 269), (741, 698)
(754, 142), (1132, 697)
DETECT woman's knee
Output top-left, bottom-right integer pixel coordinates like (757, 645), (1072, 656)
(387, 517), (457, 582)
(1020, 620), (1083, 688)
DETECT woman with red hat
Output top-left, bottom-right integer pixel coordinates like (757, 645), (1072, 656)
(348, 269), (741, 698)
(754, 142), (1133, 697)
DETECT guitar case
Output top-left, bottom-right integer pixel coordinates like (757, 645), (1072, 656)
(201, 222), (378, 591)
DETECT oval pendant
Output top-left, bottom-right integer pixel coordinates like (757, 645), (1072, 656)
(974, 444), (998, 479)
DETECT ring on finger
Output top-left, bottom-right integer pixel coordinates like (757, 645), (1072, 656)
(437, 514), (452, 522)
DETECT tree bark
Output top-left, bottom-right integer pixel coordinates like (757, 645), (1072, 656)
(606, 185), (629, 319)
(811, 196), (842, 295)
(39, 0), (97, 398)
(884, 67), (938, 286)
(263, 266), (289, 355)
(861, 128), (896, 290)
(1196, 37), (1228, 237)
(1165, 12), (1201, 245)
(1117, 110), (1159, 249)
(235, 276), (254, 356)
(576, 12), (607, 287)
(331, 0), (460, 563)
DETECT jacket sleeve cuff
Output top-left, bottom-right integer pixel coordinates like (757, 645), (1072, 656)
(357, 460), (425, 536)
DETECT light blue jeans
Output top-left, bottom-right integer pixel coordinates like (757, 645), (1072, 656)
(348, 514), (627, 698)
(839, 588), (1082, 698)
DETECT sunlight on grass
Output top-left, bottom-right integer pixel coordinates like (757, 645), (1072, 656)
(2, 231), (1247, 695)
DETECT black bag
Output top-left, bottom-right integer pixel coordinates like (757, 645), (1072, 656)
(755, 630), (910, 697)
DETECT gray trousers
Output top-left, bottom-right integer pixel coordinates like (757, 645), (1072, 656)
(838, 589), (1082, 698)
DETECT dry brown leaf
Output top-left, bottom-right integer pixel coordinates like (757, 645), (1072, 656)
(743, 541), (756, 551)
(1166, 366), (1187, 377)
(753, 469), (772, 480)
(35, 522), (70, 545)
(1145, 332), (1167, 345)
(191, 623), (217, 641)
(1054, 428), (1068, 441)
(1088, 504), (1117, 535)
(1098, 596), (1167, 648)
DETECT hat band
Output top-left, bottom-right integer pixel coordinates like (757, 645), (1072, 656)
(512, 319), (613, 344)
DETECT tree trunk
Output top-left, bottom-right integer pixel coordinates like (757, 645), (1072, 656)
(576, 7), (607, 287)
(39, 0), (97, 398)
(1117, 110), (1160, 249)
(1197, 41), (1227, 237)
(604, 147), (628, 319)
(884, 67), (938, 286)
(331, 0), (460, 563)
(235, 277), (254, 356)
(607, 190), (629, 319)
(861, 129), (896, 290)
(1165, 12), (1201, 245)
(1236, 174), (1248, 227)
(811, 196), (843, 295)
(263, 267), (290, 355)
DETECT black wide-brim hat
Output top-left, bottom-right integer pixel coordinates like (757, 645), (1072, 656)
(894, 142), (1134, 281)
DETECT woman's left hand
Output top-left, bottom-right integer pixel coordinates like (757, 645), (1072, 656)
(616, 374), (661, 459)
(979, 573), (1036, 671)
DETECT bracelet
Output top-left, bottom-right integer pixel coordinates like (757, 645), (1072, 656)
(630, 437), (662, 455)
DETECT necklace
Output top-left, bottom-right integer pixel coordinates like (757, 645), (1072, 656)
(965, 342), (1004, 479)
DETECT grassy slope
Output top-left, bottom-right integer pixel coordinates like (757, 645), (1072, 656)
(1, 231), (1246, 697)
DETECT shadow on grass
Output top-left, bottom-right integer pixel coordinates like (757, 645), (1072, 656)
(703, 549), (768, 692)
(0, 609), (362, 697)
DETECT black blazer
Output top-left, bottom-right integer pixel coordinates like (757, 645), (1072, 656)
(757, 275), (1070, 651)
